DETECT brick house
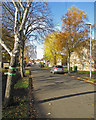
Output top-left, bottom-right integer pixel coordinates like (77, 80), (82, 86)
(70, 47), (95, 71)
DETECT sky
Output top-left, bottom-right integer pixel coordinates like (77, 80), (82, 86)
(37, 1), (94, 59)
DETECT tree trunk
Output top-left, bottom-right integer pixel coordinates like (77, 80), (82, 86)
(4, 2), (31, 107)
(68, 51), (70, 73)
(4, 54), (18, 106)
(4, 32), (20, 107)
(20, 47), (24, 78)
(61, 55), (64, 65)
(54, 55), (56, 65)
(20, 34), (25, 78)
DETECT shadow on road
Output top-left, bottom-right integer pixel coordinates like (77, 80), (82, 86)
(38, 91), (96, 104)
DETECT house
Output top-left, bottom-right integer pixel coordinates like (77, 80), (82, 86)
(70, 47), (95, 71)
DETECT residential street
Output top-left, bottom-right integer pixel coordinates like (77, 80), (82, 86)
(31, 65), (95, 119)
(2, 2), (96, 120)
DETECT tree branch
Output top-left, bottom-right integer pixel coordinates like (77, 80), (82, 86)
(14, 8), (18, 33)
(3, 3), (15, 18)
(18, 0), (25, 11)
(0, 38), (12, 56)
(12, 0), (19, 10)
(19, 2), (32, 32)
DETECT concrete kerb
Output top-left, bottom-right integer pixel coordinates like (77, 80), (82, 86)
(64, 73), (96, 85)
(26, 68), (37, 118)
(45, 67), (96, 85)
(77, 77), (96, 85)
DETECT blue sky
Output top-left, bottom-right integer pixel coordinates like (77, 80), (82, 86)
(48, 2), (94, 27)
(37, 2), (94, 59)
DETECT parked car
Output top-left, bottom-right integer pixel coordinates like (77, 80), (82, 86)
(50, 65), (64, 74)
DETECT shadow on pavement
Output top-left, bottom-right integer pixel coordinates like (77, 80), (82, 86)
(38, 91), (96, 104)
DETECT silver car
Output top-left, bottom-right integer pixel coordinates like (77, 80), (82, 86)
(50, 65), (64, 74)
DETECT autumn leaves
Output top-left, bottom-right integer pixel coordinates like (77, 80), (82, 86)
(44, 6), (89, 70)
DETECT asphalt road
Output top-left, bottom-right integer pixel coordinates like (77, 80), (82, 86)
(31, 65), (95, 119)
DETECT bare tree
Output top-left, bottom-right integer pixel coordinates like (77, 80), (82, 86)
(1, 1), (53, 106)
(2, 1), (53, 77)
(24, 43), (37, 61)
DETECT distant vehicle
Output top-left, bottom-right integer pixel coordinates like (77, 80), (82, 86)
(39, 62), (45, 68)
(50, 65), (64, 74)
(27, 63), (32, 67)
(39, 64), (44, 68)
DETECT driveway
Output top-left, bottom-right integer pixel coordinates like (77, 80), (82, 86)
(31, 65), (95, 119)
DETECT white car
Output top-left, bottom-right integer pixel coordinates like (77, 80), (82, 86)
(50, 65), (64, 74)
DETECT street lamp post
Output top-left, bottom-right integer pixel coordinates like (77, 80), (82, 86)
(86, 22), (92, 79)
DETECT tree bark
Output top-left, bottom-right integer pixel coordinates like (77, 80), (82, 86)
(61, 55), (64, 65)
(4, 53), (19, 106)
(3, 2), (32, 107)
(4, 32), (20, 107)
(68, 51), (70, 73)
(20, 45), (24, 78)
(20, 32), (25, 78)
(54, 55), (56, 65)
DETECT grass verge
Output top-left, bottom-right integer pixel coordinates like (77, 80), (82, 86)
(14, 77), (29, 89)
(80, 76), (96, 83)
(2, 77), (29, 119)
(64, 68), (68, 71)
(77, 71), (96, 74)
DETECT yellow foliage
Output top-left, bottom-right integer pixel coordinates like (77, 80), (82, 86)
(44, 32), (62, 65)
(44, 5), (89, 67)
(26, 58), (29, 64)
(61, 5), (89, 53)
